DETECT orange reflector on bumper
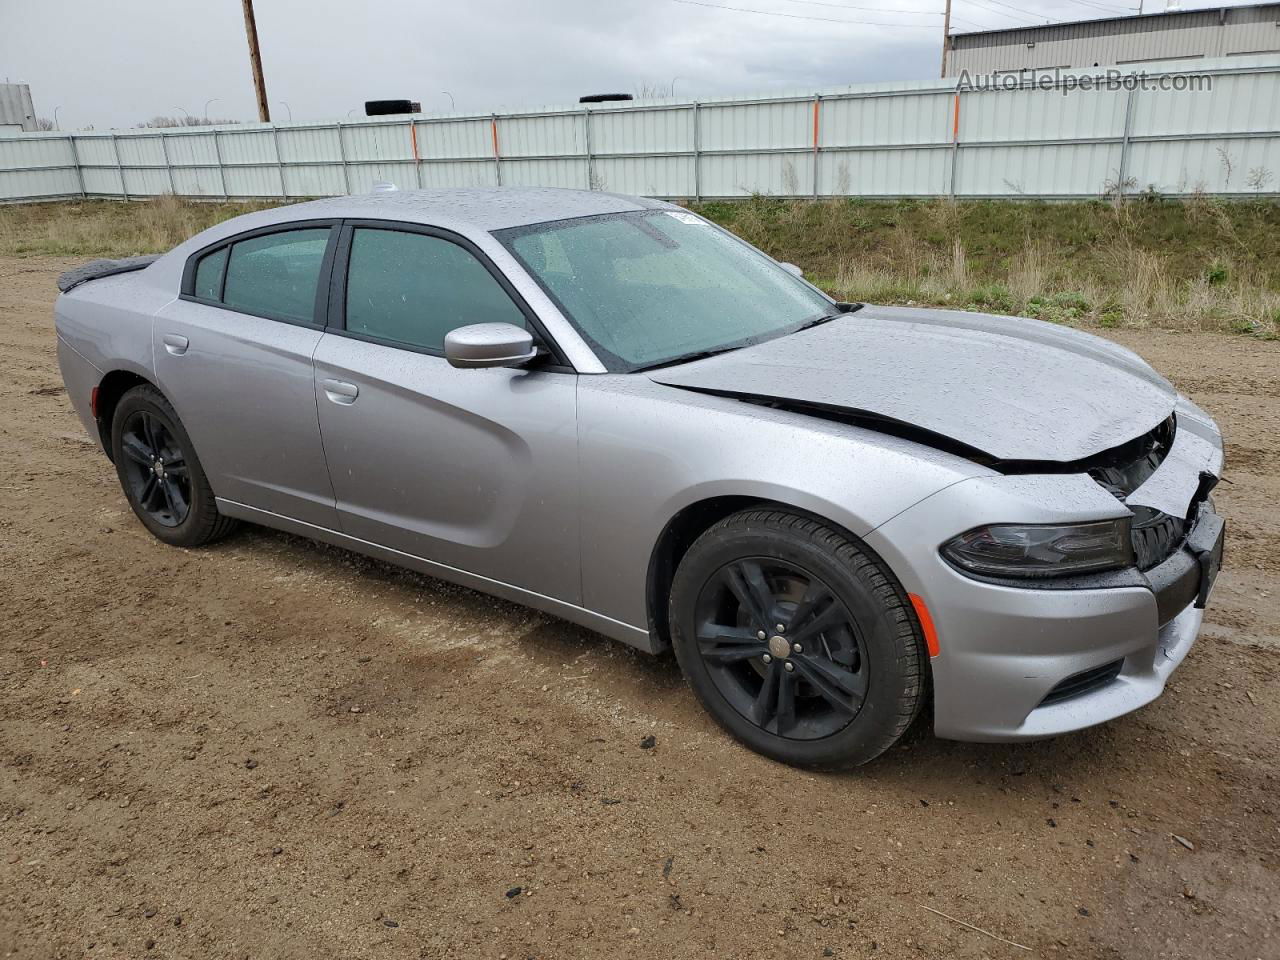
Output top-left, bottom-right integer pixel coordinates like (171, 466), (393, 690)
(908, 593), (940, 658)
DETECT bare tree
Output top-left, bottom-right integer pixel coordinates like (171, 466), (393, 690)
(1246, 166), (1275, 193)
(1216, 147), (1236, 187)
(635, 82), (677, 100)
(138, 116), (239, 128)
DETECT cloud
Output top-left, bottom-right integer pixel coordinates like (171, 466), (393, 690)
(1, 0), (1197, 129)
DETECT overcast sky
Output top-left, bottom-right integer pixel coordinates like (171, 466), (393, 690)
(0, 0), (1247, 129)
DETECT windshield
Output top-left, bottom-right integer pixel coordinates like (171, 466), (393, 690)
(496, 210), (833, 372)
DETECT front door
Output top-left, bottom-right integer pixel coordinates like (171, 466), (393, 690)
(312, 223), (580, 604)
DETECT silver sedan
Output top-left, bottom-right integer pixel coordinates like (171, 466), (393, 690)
(54, 187), (1225, 768)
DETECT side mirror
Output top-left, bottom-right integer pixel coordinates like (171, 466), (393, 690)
(779, 262), (804, 279)
(444, 322), (539, 369)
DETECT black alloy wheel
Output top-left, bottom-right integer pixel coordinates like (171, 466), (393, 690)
(694, 557), (869, 740)
(118, 409), (191, 527)
(110, 385), (238, 547)
(670, 508), (927, 769)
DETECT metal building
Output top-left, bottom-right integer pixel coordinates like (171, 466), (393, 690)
(946, 3), (1280, 76)
(0, 83), (38, 134)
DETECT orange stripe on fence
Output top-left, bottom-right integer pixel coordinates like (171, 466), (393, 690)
(409, 122), (420, 161)
(812, 98), (821, 148)
(952, 93), (960, 142)
(491, 118), (500, 157)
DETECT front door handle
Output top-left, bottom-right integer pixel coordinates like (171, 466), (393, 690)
(162, 334), (189, 356)
(321, 378), (359, 405)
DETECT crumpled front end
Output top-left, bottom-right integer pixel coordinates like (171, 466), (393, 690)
(864, 396), (1225, 742)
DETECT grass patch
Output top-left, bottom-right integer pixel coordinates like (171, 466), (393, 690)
(3, 194), (1279, 338)
(0, 195), (278, 259)
(693, 195), (1280, 338)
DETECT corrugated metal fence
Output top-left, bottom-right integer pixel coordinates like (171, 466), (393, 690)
(3, 55), (1279, 203)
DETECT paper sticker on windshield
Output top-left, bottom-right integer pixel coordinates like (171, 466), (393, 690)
(666, 211), (705, 225)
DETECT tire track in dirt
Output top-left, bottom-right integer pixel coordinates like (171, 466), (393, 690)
(3, 261), (1279, 960)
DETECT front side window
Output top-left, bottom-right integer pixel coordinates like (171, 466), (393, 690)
(497, 210), (832, 371)
(221, 228), (331, 324)
(344, 228), (525, 352)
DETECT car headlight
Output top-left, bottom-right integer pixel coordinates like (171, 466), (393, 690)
(941, 519), (1133, 579)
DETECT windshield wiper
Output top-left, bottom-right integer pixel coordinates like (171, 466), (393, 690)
(633, 304), (863, 373)
(792, 302), (864, 333)
(633, 344), (745, 373)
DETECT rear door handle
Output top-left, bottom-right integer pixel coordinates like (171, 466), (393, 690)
(321, 378), (359, 405)
(162, 334), (189, 356)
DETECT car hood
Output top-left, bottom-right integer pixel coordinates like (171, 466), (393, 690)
(647, 305), (1178, 463)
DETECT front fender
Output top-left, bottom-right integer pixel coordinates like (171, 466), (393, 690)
(577, 376), (986, 634)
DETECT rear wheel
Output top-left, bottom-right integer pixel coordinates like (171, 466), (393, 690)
(110, 385), (238, 547)
(669, 508), (926, 768)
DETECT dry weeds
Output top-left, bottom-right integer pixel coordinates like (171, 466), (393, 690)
(0, 195), (277, 259)
(702, 195), (1280, 339)
(2, 194), (1277, 338)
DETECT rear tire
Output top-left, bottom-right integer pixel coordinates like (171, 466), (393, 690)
(110, 385), (238, 547)
(669, 508), (926, 769)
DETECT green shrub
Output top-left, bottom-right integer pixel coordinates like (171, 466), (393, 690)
(1024, 291), (1091, 323)
(964, 284), (1018, 314)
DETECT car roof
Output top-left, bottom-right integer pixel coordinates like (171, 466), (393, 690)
(143, 187), (683, 316)
(269, 186), (676, 231)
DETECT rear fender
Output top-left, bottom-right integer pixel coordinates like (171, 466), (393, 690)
(56, 335), (105, 449)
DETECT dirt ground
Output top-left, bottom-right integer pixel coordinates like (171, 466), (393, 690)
(1, 256), (1277, 960)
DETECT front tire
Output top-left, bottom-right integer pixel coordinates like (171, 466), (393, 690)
(669, 508), (926, 769)
(110, 385), (238, 547)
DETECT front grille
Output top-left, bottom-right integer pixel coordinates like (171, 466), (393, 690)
(1039, 659), (1124, 707)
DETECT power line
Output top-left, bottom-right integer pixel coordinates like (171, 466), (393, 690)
(776, 0), (1021, 27)
(1061, 0), (1139, 12)
(959, 0), (1042, 24)
(778, 0), (988, 29)
(777, 0), (941, 13)
(670, 0), (945, 26)
(968, 0), (1138, 20)
(962, 0), (1050, 21)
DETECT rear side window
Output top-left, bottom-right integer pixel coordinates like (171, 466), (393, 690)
(344, 228), (525, 352)
(193, 247), (227, 301)
(221, 228), (331, 324)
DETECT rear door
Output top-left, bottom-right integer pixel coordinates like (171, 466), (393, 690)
(152, 221), (340, 529)
(311, 221), (580, 603)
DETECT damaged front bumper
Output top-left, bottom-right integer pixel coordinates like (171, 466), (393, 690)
(974, 499), (1223, 742)
(864, 397), (1225, 743)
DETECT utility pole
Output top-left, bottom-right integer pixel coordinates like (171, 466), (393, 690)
(939, 0), (952, 78)
(241, 0), (271, 122)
